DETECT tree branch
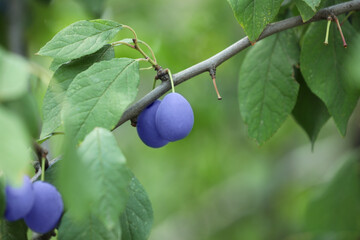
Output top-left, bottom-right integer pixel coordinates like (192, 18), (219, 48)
(114, 1), (360, 129)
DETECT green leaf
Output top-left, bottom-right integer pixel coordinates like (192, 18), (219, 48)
(0, 107), (31, 184)
(292, 68), (330, 148)
(41, 45), (114, 138)
(295, 0), (322, 22)
(0, 220), (28, 240)
(300, 22), (359, 136)
(295, 0), (321, 22)
(120, 174), (153, 240)
(0, 48), (30, 101)
(238, 31), (300, 144)
(38, 19), (122, 61)
(77, 128), (130, 229)
(63, 58), (139, 143)
(227, 0), (283, 42)
(306, 152), (360, 231)
(301, 0), (321, 11)
(58, 212), (121, 240)
(49, 58), (69, 72)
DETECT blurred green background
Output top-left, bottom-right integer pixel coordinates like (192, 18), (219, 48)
(1, 0), (360, 239)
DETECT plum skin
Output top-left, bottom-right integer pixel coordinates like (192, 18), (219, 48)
(4, 175), (35, 221)
(155, 93), (194, 142)
(24, 181), (64, 234)
(137, 100), (169, 148)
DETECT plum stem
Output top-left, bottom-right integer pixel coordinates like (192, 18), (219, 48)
(324, 17), (331, 45)
(152, 78), (157, 90)
(41, 157), (45, 181)
(209, 68), (222, 100)
(167, 69), (175, 93)
(333, 15), (347, 48)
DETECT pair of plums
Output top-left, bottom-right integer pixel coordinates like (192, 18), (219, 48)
(137, 93), (194, 148)
(4, 176), (63, 234)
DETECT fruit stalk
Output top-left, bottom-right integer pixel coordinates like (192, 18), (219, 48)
(324, 17), (331, 45)
(167, 69), (175, 93)
(41, 157), (45, 181)
(333, 15), (347, 48)
(209, 68), (222, 100)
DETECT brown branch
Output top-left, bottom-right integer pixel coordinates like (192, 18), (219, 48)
(114, 0), (360, 129)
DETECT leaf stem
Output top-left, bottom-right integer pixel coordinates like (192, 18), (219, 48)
(134, 39), (159, 68)
(341, 11), (354, 25)
(167, 69), (175, 93)
(36, 132), (64, 144)
(135, 58), (150, 62)
(138, 40), (157, 63)
(114, 24), (159, 70)
(111, 41), (135, 49)
(122, 25), (138, 40)
(140, 66), (154, 71)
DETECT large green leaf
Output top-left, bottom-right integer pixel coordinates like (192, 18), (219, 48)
(77, 128), (130, 229)
(4, 93), (41, 139)
(58, 213), (121, 240)
(63, 58), (139, 143)
(227, 0), (283, 42)
(38, 19), (122, 61)
(300, 22), (359, 136)
(238, 31), (300, 144)
(57, 138), (97, 220)
(0, 107), (31, 184)
(120, 174), (153, 240)
(0, 48), (30, 101)
(0, 220), (27, 240)
(306, 153), (360, 231)
(292, 68), (330, 148)
(41, 45), (114, 138)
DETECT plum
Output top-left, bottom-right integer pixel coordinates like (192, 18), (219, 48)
(4, 175), (35, 221)
(155, 93), (194, 141)
(24, 181), (63, 234)
(137, 100), (169, 148)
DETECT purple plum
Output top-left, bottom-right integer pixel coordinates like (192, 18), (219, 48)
(137, 100), (169, 148)
(24, 181), (63, 234)
(155, 93), (194, 141)
(4, 175), (35, 221)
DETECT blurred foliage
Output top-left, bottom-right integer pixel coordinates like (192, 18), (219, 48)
(1, 0), (360, 239)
